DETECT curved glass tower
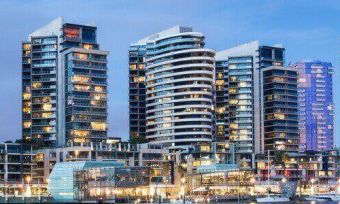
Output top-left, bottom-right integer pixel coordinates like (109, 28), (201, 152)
(140, 26), (215, 149)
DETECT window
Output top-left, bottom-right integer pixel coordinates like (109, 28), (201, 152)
(64, 27), (80, 40)
(82, 29), (96, 42)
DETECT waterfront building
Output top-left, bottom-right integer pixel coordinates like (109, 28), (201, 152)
(259, 66), (299, 154)
(32, 141), (170, 185)
(129, 26), (215, 150)
(48, 161), (123, 201)
(255, 149), (339, 195)
(215, 41), (285, 168)
(22, 17), (109, 147)
(74, 166), (175, 203)
(187, 164), (255, 202)
(177, 142), (235, 174)
(292, 61), (334, 151)
(0, 143), (33, 196)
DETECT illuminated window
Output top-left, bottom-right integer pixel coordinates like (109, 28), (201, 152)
(32, 82), (42, 88)
(138, 64), (144, 69)
(23, 107), (31, 113)
(229, 123), (238, 129)
(71, 130), (89, 137)
(42, 104), (52, 111)
(91, 122), (107, 131)
(23, 93), (31, 100)
(72, 75), (90, 83)
(229, 99), (238, 105)
(23, 122), (31, 128)
(239, 82), (248, 87)
(92, 93), (106, 100)
(217, 107), (225, 113)
(82, 44), (93, 49)
(42, 112), (53, 118)
(94, 86), (104, 93)
(23, 44), (31, 50)
(74, 53), (88, 60)
(274, 113), (285, 120)
(64, 27), (80, 39)
(73, 138), (86, 143)
(74, 85), (90, 91)
(162, 123), (172, 128)
(229, 88), (237, 94)
(133, 77), (145, 82)
(129, 64), (137, 70)
(200, 146), (210, 152)
(43, 127), (52, 132)
(216, 80), (224, 85)
(272, 77), (285, 83)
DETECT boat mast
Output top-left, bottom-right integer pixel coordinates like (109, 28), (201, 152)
(267, 150), (270, 194)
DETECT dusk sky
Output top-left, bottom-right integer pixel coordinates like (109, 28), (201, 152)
(0, 0), (339, 146)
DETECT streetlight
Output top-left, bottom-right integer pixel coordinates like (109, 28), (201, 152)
(75, 150), (79, 160)
(311, 178), (315, 195)
(250, 177), (256, 196)
(181, 177), (186, 204)
(25, 176), (32, 197)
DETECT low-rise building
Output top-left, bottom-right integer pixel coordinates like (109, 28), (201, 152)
(0, 143), (33, 196)
(48, 161), (123, 202)
(255, 149), (340, 195)
(74, 166), (175, 203)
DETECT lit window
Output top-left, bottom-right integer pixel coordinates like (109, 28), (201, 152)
(42, 104), (52, 111)
(32, 82), (42, 88)
(23, 93), (31, 100)
(274, 113), (285, 120)
(72, 75), (90, 83)
(23, 122), (31, 128)
(91, 122), (107, 131)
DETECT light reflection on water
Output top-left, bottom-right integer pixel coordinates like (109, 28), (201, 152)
(210, 202), (339, 204)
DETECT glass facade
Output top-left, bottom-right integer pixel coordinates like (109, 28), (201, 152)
(129, 45), (147, 142)
(74, 167), (151, 202)
(48, 161), (123, 201)
(261, 67), (299, 153)
(293, 61), (334, 151)
(65, 49), (108, 145)
(29, 37), (58, 146)
(22, 18), (108, 147)
(215, 41), (286, 168)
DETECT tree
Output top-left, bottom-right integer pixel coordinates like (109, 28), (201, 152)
(274, 150), (289, 177)
(129, 136), (148, 144)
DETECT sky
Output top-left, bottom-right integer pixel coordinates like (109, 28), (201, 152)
(0, 0), (339, 146)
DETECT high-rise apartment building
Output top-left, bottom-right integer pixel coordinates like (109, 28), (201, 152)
(129, 26), (215, 149)
(215, 41), (285, 168)
(292, 61), (334, 151)
(22, 17), (109, 147)
(259, 66), (299, 154)
(129, 44), (147, 143)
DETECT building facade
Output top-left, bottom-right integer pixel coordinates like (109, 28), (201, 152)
(259, 66), (299, 154)
(215, 41), (285, 168)
(129, 44), (147, 143)
(0, 143), (33, 196)
(22, 17), (108, 147)
(129, 26), (215, 150)
(292, 61), (334, 151)
(48, 161), (123, 201)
